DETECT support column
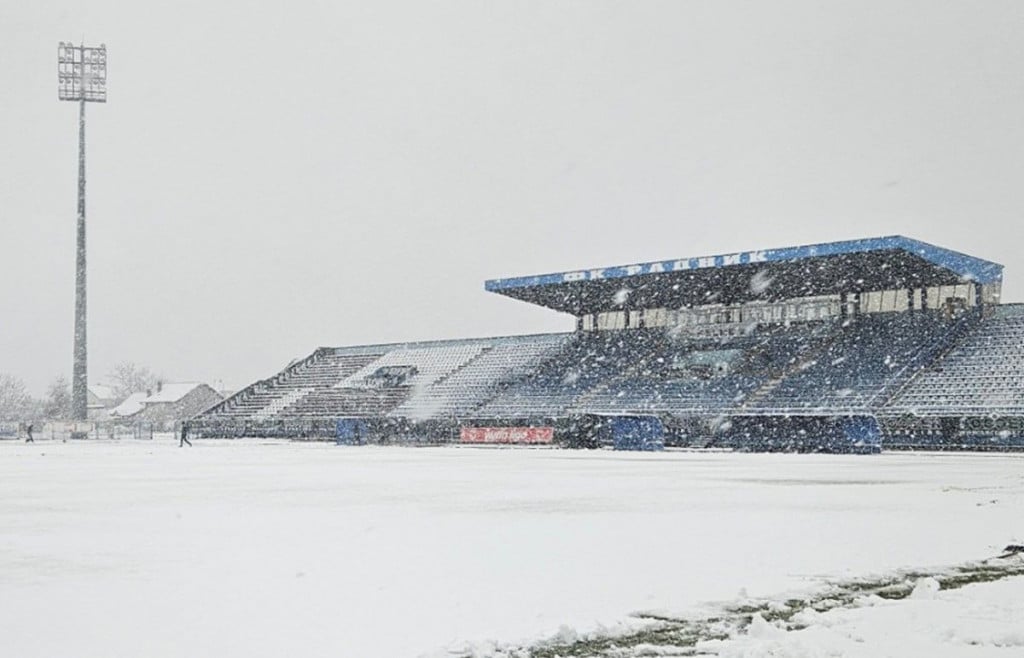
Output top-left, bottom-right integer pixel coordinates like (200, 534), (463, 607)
(71, 96), (88, 421)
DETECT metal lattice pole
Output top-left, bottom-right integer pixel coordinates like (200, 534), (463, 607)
(59, 42), (106, 422)
(72, 94), (88, 419)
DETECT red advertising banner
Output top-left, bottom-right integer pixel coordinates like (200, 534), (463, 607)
(460, 426), (554, 444)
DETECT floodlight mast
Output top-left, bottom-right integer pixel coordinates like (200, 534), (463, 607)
(58, 42), (106, 422)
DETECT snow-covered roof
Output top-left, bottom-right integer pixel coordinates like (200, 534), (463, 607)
(109, 392), (147, 417)
(142, 382), (204, 404)
(89, 384), (115, 400)
(109, 383), (207, 417)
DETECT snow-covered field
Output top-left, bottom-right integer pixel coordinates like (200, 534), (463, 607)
(1, 438), (1022, 657)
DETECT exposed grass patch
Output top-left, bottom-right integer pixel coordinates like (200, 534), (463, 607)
(470, 555), (1024, 658)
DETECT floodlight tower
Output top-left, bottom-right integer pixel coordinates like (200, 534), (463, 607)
(58, 42), (107, 422)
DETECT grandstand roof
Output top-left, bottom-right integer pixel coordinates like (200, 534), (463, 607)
(485, 236), (1003, 315)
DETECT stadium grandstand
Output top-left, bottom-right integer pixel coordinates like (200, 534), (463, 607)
(192, 236), (1024, 451)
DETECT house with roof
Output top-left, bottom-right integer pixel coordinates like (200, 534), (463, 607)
(109, 392), (148, 419)
(109, 382), (223, 430)
(87, 384), (119, 420)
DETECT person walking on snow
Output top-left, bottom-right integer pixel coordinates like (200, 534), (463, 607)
(25, 423), (34, 443)
(179, 422), (192, 448)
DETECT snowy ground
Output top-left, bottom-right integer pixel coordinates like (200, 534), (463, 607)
(700, 575), (1024, 658)
(1, 438), (1022, 657)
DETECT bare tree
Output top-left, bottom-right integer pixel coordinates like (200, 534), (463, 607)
(0, 373), (33, 421)
(108, 362), (161, 401)
(43, 376), (72, 420)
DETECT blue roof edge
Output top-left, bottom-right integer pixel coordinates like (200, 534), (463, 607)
(484, 235), (1003, 292)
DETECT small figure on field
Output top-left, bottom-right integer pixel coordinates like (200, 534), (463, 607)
(25, 423), (34, 443)
(179, 422), (192, 448)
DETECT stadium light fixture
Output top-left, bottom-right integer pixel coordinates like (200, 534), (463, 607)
(58, 41), (107, 423)
(58, 42), (107, 103)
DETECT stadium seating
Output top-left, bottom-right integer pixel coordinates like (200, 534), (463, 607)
(204, 336), (580, 422)
(201, 350), (382, 420)
(195, 307), (1024, 444)
(337, 343), (489, 390)
(470, 330), (668, 419)
(748, 311), (957, 411)
(577, 322), (837, 414)
(390, 334), (571, 420)
(886, 307), (1024, 415)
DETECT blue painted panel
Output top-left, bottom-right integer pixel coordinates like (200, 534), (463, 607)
(840, 415), (882, 453)
(335, 418), (368, 445)
(609, 415), (665, 451)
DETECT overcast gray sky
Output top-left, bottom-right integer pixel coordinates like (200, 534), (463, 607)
(2, 1), (1024, 395)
